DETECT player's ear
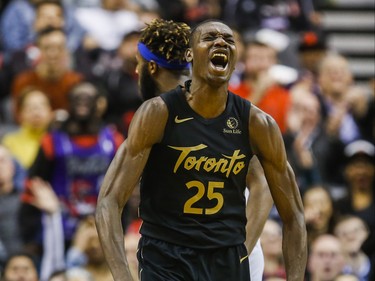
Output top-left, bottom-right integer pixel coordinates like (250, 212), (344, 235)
(185, 48), (193, 63)
(148, 60), (158, 75)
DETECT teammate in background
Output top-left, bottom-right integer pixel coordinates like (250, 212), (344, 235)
(96, 19), (306, 281)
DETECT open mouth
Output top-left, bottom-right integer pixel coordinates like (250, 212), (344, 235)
(210, 52), (228, 71)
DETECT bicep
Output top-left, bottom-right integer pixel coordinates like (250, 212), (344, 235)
(249, 106), (302, 221)
(249, 106), (287, 171)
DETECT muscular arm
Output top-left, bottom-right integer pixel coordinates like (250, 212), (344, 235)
(95, 97), (168, 281)
(245, 156), (273, 254)
(249, 106), (307, 281)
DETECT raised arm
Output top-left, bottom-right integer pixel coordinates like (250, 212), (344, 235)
(95, 97), (168, 281)
(249, 106), (307, 281)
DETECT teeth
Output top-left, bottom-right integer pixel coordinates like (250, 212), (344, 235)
(212, 53), (228, 62)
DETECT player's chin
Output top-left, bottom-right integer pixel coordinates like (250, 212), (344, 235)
(208, 63), (232, 81)
(207, 72), (231, 85)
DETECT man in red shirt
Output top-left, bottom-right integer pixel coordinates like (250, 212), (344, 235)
(12, 27), (83, 115)
(229, 40), (291, 134)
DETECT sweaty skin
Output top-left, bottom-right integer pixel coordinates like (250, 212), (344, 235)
(134, 36), (273, 257)
(96, 21), (307, 281)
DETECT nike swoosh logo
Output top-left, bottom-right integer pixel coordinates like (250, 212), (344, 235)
(174, 116), (194, 123)
(240, 254), (249, 263)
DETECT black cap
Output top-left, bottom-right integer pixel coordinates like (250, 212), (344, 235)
(298, 31), (326, 52)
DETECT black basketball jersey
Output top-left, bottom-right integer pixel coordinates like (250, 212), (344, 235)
(139, 85), (253, 249)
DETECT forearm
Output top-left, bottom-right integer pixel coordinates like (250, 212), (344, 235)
(282, 214), (307, 281)
(245, 157), (273, 253)
(250, 106), (307, 279)
(96, 198), (133, 281)
(245, 187), (273, 253)
(95, 145), (134, 280)
(95, 140), (148, 281)
(263, 161), (307, 280)
(280, 165), (307, 281)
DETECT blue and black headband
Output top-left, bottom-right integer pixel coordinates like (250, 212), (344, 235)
(138, 42), (190, 70)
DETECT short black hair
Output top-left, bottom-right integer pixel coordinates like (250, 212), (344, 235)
(139, 19), (190, 64)
(189, 19), (228, 47)
(298, 31), (327, 52)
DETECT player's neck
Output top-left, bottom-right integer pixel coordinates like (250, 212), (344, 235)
(158, 73), (190, 94)
(186, 80), (228, 119)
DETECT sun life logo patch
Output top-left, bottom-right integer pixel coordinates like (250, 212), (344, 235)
(226, 117), (238, 129)
(224, 117), (242, 134)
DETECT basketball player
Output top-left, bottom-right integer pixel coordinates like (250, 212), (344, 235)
(96, 19), (307, 281)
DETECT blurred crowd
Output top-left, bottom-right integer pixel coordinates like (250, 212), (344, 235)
(0, 0), (374, 281)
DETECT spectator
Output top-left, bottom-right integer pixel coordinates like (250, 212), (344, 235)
(314, 54), (366, 191)
(220, 0), (318, 36)
(0, 145), (65, 280)
(4, 0), (77, 86)
(0, 0), (40, 58)
(1, 1), (81, 125)
(284, 88), (323, 191)
(181, 0), (222, 27)
(344, 85), (374, 143)
(307, 234), (346, 281)
(66, 216), (113, 281)
(334, 215), (371, 281)
(24, 177), (65, 281)
(19, 81), (123, 257)
(74, 0), (140, 52)
(260, 219), (286, 280)
(221, 0), (320, 69)
(2, 88), (53, 170)
(0, 0), (85, 59)
(136, 5), (161, 27)
(0, 145), (23, 262)
(154, 0), (185, 22)
(72, 0), (143, 82)
(290, 30), (328, 105)
(296, 30), (327, 77)
(66, 216), (98, 269)
(317, 54), (361, 145)
(229, 40), (292, 134)
(100, 31), (143, 136)
(11, 27), (83, 116)
(1, 253), (39, 281)
(335, 140), (375, 267)
(303, 185), (336, 248)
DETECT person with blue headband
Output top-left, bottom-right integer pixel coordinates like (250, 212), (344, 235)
(135, 19), (192, 101)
